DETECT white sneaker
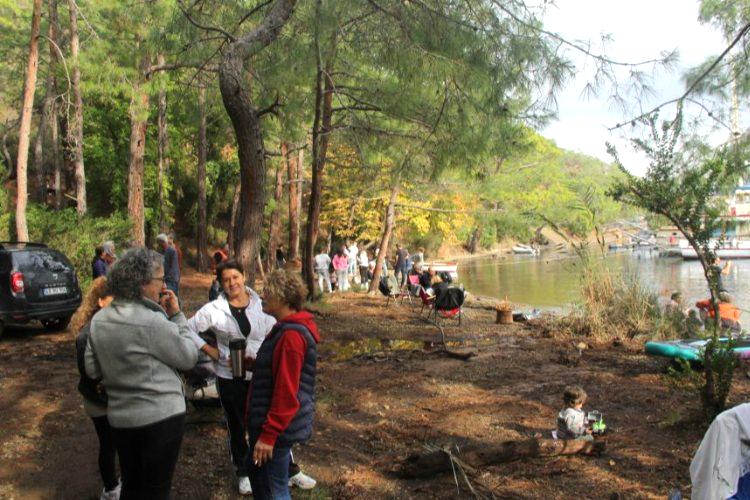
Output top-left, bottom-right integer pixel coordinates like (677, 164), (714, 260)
(239, 476), (252, 496)
(100, 480), (121, 500)
(289, 471), (317, 490)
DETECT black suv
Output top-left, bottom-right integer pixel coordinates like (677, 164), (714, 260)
(0, 242), (82, 337)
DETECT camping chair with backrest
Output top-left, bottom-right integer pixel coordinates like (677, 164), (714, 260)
(401, 274), (421, 306)
(378, 274), (406, 307)
(418, 286), (436, 316)
(431, 285), (465, 325)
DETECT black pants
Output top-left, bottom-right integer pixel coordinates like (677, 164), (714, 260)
(91, 415), (119, 491)
(113, 413), (185, 500)
(217, 377), (251, 477)
(359, 266), (369, 287)
(217, 378), (302, 479)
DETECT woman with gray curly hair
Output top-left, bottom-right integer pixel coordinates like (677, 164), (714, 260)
(85, 247), (199, 499)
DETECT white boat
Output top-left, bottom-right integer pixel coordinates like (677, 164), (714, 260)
(679, 239), (750, 259)
(424, 261), (459, 280)
(512, 244), (539, 255)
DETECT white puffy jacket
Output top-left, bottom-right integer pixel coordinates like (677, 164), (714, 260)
(187, 287), (276, 380)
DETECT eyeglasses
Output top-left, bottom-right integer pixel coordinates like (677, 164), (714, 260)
(151, 275), (165, 283)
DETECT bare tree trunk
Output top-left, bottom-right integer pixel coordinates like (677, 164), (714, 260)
(268, 142), (286, 269)
(228, 184), (240, 257)
(156, 53), (169, 232)
(368, 183), (399, 294)
(288, 148), (301, 259)
(303, 10), (336, 298)
(1, 131), (13, 177)
(127, 52), (150, 246)
(196, 86), (209, 272)
(68, 0), (86, 215)
(32, 0), (58, 205)
(15, 0), (43, 241)
(218, 0), (296, 283)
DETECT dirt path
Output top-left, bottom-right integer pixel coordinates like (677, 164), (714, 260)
(1, 269), (748, 499)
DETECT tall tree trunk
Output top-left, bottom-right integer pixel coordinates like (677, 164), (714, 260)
(303, 12), (336, 298)
(368, 183), (399, 294)
(156, 53), (168, 232)
(127, 52), (150, 246)
(196, 86), (209, 272)
(288, 148), (301, 259)
(32, 0), (58, 204)
(15, 0), (43, 241)
(68, 0), (86, 215)
(268, 145), (285, 270)
(228, 184), (240, 257)
(218, 0), (296, 282)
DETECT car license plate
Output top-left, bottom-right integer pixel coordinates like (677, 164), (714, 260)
(43, 287), (68, 296)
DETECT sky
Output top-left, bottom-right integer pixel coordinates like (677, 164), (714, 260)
(540, 0), (729, 173)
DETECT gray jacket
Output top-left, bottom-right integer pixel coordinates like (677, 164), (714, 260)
(85, 298), (198, 428)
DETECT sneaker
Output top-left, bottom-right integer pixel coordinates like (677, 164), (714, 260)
(289, 471), (317, 490)
(239, 476), (252, 496)
(100, 480), (121, 500)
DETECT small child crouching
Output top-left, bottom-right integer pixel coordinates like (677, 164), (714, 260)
(557, 385), (594, 441)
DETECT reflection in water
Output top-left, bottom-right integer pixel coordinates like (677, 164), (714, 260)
(458, 250), (747, 320)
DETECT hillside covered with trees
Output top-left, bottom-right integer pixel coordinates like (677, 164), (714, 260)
(0, 0), (634, 291)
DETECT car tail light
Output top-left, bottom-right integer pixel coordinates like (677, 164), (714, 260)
(10, 272), (24, 294)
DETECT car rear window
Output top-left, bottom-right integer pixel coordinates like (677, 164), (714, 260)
(13, 250), (73, 273)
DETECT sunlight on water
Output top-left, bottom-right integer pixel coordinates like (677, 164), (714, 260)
(458, 249), (748, 320)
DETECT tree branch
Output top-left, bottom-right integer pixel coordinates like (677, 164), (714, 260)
(609, 22), (750, 131)
(178, 0), (236, 42)
(238, 0), (273, 26)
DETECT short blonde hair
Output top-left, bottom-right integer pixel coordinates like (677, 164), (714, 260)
(264, 269), (308, 311)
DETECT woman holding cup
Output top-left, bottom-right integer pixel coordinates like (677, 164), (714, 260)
(188, 260), (316, 496)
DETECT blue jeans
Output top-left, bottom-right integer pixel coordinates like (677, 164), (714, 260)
(248, 438), (292, 500)
(165, 280), (179, 297)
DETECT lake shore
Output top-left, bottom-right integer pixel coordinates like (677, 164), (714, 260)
(1, 269), (746, 498)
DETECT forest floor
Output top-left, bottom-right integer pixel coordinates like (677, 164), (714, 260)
(1, 268), (747, 499)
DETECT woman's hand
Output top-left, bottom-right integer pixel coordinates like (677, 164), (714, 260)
(160, 289), (180, 317)
(252, 440), (274, 466)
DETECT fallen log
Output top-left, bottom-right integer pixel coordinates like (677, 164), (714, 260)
(397, 439), (605, 478)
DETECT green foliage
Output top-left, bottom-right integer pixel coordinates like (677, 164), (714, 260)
(608, 108), (748, 420)
(20, 204), (131, 289)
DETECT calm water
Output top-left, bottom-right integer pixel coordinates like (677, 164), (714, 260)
(458, 249), (749, 320)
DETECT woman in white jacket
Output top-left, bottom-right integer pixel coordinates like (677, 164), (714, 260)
(188, 259), (315, 496)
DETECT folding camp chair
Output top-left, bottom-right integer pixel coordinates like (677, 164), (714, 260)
(430, 286), (465, 325)
(400, 274), (421, 306)
(418, 286), (436, 316)
(378, 274), (406, 307)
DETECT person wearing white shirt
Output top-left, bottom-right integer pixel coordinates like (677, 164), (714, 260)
(358, 249), (369, 288)
(187, 260), (316, 495)
(347, 241), (359, 281)
(313, 248), (332, 293)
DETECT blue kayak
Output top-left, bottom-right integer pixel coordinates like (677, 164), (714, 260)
(645, 338), (750, 362)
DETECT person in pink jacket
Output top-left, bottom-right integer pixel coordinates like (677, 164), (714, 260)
(332, 246), (349, 291)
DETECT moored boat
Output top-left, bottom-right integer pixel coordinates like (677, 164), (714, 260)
(424, 261), (459, 281)
(512, 244), (539, 255)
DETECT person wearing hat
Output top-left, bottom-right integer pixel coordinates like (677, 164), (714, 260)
(157, 233), (181, 296)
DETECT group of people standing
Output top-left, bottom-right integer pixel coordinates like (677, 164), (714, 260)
(75, 245), (319, 499)
(313, 241), (425, 294)
(91, 234), (182, 297)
